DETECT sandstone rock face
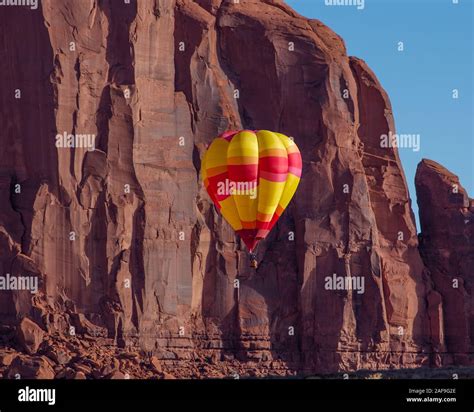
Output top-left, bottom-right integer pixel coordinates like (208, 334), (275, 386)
(416, 159), (474, 365)
(0, 0), (470, 377)
(16, 317), (45, 355)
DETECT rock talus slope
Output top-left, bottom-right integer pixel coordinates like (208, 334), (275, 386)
(0, 0), (471, 377)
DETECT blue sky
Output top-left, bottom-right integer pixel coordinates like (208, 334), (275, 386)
(286, 0), (473, 230)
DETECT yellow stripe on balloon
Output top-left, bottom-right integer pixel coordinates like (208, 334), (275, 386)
(259, 148), (287, 157)
(275, 133), (296, 152)
(203, 137), (242, 231)
(227, 156), (259, 165)
(227, 131), (259, 158)
(278, 173), (300, 210)
(275, 133), (301, 210)
(219, 197), (243, 231)
(257, 179), (286, 216)
(256, 130), (287, 218)
(228, 131), (258, 225)
(205, 138), (230, 169)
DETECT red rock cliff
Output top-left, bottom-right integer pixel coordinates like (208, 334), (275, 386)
(0, 0), (469, 378)
(416, 159), (474, 366)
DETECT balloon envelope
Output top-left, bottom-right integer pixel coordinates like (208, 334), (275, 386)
(202, 130), (302, 252)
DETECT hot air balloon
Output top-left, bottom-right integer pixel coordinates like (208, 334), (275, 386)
(202, 130), (302, 268)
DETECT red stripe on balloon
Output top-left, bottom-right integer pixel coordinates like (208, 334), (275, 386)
(259, 170), (288, 182)
(288, 153), (302, 177)
(265, 207), (283, 233)
(258, 156), (288, 174)
(255, 228), (270, 239)
(207, 172), (231, 202)
(288, 166), (302, 176)
(228, 164), (258, 182)
(220, 130), (240, 141)
(237, 229), (258, 252)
